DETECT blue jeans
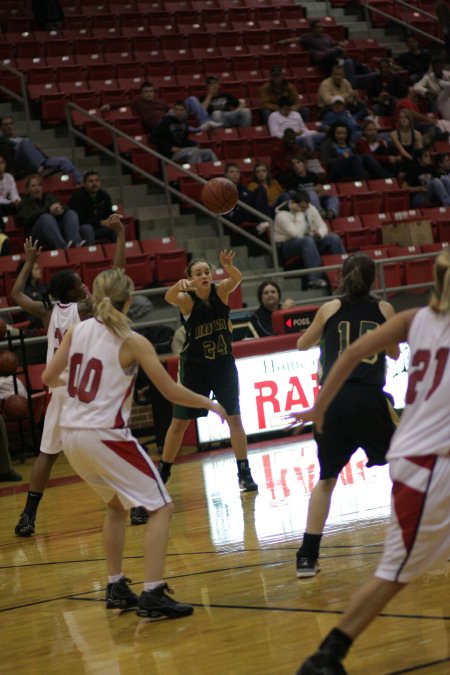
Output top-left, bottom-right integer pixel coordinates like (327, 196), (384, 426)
(288, 189), (340, 218)
(31, 209), (88, 249)
(280, 233), (345, 282)
(172, 147), (217, 163)
(211, 108), (252, 127)
(411, 177), (450, 208)
(13, 138), (83, 183)
(185, 96), (209, 126)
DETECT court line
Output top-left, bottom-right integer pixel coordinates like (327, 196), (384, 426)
(387, 658), (450, 674)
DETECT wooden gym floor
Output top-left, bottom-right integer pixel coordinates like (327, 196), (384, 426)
(0, 436), (449, 675)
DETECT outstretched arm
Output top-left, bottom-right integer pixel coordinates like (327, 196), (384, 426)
(110, 216), (125, 270)
(216, 249), (242, 303)
(290, 309), (417, 432)
(164, 279), (194, 314)
(11, 238), (49, 324)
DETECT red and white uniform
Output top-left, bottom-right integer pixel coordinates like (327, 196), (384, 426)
(60, 318), (170, 511)
(41, 303), (80, 455)
(376, 307), (450, 583)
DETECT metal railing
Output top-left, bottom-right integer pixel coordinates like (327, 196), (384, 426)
(65, 102), (280, 267)
(360, 0), (444, 47)
(0, 61), (31, 134)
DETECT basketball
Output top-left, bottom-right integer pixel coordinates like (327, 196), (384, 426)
(2, 394), (29, 420)
(0, 350), (18, 376)
(0, 318), (7, 339)
(201, 177), (239, 215)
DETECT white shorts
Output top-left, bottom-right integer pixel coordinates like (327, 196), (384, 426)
(60, 427), (171, 511)
(40, 388), (65, 455)
(376, 455), (450, 583)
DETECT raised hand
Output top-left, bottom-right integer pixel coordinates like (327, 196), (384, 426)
(177, 278), (195, 292)
(219, 249), (236, 270)
(23, 236), (42, 263)
(107, 213), (124, 234)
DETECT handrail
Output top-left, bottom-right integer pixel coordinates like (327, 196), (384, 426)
(0, 61), (31, 134)
(360, 1), (444, 47)
(65, 101), (280, 268)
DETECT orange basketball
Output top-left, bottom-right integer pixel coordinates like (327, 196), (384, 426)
(0, 318), (7, 340)
(201, 177), (239, 215)
(0, 350), (18, 376)
(2, 394), (29, 420)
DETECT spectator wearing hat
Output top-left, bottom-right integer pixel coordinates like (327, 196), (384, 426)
(320, 95), (362, 140)
(274, 190), (346, 289)
(259, 66), (303, 125)
(268, 97), (324, 151)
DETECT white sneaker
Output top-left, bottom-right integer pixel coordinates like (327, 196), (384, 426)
(200, 120), (223, 131)
(256, 221), (269, 235)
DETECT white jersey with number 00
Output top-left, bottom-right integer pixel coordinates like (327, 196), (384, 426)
(60, 318), (137, 430)
(387, 306), (450, 460)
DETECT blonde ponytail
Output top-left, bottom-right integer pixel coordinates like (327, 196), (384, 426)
(429, 248), (450, 314)
(92, 269), (135, 338)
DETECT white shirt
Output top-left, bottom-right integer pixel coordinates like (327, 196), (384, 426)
(268, 110), (310, 138)
(413, 68), (450, 97)
(274, 202), (329, 242)
(0, 172), (19, 204)
(46, 303), (81, 365)
(387, 307), (450, 459)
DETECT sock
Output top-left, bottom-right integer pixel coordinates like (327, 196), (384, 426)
(108, 573), (124, 584)
(144, 581), (163, 592)
(297, 532), (322, 560)
(320, 628), (353, 660)
(24, 492), (43, 515)
(236, 459), (249, 474)
(158, 461), (172, 481)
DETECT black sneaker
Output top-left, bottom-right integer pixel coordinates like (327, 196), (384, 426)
(296, 556), (320, 578)
(297, 650), (348, 674)
(15, 511), (36, 537)
(136, 583), (194, 619)
(238, 468), (258, 492)
(130, 506), (148, 526)
(106, 576), (139, 610)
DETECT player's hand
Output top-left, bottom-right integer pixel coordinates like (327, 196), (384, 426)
(177, 278), (194, 292)
(107, 213), (124, 234)
(209, 401), (228, 423)
(288, 407), (324, 434)
(23, 236), (42, 263)
(219, 248), (236, 270)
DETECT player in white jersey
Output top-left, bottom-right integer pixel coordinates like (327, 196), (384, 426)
(13, 224), (124, 537)
(291, 247), (450, 675)
(43, 268), (226, 618)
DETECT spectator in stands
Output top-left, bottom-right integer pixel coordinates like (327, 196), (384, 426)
(68, 170), (119, 244)
(259, 66), (302, 124)
(250, 280), (295, 337)
(318, 64), (356, 111)
(320, 122), (386, 181)
(366, 59), (404, 117)
(0, 413), (22, 482)
(283, 157), (340, 220)
(274, 190), (345, 289)
(268, 97), (324, 151)
(271, 129), (308, 185)
(101, 82), (169, 135)
(247, 162), (289, 219)
(413, 57), (450, 113)
(394, 83), (446, 141)
(0, 155), (21, 217)
(151, 101), (218, 164)
(185, 76), (251, 129)
(395, 35), (431, 84)
(16, 174), (89, 250)
(390, 108), (423, 167)
(319, 95), (362, 140)
(223, 163), (255, 226)
(0, 117), (82, 184)
(435, 151), (450, 182)
(403, 147), (450, 208)
(356, 119), (402, 176)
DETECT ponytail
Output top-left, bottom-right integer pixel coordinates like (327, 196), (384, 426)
(337, 253), (375, 298)
(429, 248), (450, 314)
(92, 269), (134, 339)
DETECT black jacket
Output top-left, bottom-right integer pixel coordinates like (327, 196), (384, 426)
(151, 114), (197, 157)
(68, 188), (113, 228)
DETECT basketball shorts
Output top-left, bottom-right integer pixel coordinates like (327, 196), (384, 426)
(376, 455), (450, 583)
(40, 387), (66, 455)
(60, 427), (171, 511)
(316, 382), (398, 480)
(173, 355), (241, 419)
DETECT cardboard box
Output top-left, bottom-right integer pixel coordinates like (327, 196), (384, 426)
(381, 220), (434, 247)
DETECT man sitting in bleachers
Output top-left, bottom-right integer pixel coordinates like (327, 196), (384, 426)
(101, 82), (169, 136)
(185, 76), (251, 129)
(68, 171), (118, 244)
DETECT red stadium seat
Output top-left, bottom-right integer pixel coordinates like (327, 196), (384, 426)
(154, 249), (188, 286)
